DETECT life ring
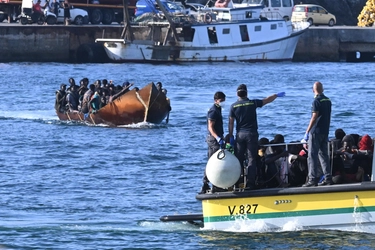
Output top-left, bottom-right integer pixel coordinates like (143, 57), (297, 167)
(204, 13), (212, 24)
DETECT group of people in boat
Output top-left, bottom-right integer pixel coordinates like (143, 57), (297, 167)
(201, 81), (374, 194)
(55, 78), (169, 115)
(55, 77), (136, 114)
(251, 129), (373, 190)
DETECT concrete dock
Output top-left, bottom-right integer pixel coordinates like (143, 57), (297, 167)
(0, 24), (375, 63)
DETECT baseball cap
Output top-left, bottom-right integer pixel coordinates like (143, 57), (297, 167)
(237, 84), (247, 92)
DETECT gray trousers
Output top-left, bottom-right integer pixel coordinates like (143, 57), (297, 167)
(307, 133), (332, 182)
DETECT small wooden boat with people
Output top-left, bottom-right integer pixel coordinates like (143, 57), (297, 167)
(161, 140), (375, 232)
(56, 82), (171, 126)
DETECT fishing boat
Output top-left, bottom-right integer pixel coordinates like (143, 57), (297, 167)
(161, 143), (375, 232)
(56, 82), (171, 126)
(95, 1), (310, 63)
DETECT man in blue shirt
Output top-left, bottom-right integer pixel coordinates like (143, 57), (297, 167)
(228, 84), (285, 189)
(199, 91), (226, 194)
(302, 81), (332, 187)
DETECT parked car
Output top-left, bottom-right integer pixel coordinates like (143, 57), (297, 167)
(135, 0), (186, 17)
(291, 4), (336, 26)
(185, 2), (205, 14)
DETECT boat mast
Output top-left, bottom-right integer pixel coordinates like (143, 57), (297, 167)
(154, 0), (180, 42)
(121, 0), (135, 41)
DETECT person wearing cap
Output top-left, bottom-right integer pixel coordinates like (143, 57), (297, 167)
(302, 81), (332, 187)
(228, 84), (285, 190)
(55, 84), (67, 113)
(199, 91), (226, 194)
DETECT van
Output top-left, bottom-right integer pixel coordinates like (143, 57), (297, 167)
(233, 0), (294, 21)
(291, 4), (336, 26)
(135, 0), (185, 17)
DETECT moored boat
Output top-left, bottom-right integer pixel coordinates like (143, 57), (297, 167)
(56, 82), (171, 126)
(95, 4), (310, 63)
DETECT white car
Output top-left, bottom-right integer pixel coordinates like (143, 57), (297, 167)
(54, 1), (89, 25)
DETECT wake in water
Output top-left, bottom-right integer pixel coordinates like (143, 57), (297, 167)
(0, 110), (57, 122)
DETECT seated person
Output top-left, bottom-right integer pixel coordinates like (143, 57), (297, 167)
(287, 143), (308, 187)
(332, 134), (372, 183)
(256, 137), (269, 189)
(264, 140), (289, 188)
(330, 128), (346, 152)
(110, 82), (133, 103)
(66, 85), (80, 112)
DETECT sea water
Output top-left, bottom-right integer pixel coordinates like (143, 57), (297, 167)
(0, 62), (375, 249)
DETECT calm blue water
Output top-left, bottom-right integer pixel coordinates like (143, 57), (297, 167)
(0, 62), (375, 249)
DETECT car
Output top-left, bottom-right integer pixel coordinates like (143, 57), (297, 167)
(185, 2), (205, 14)
(135, 0), (186, 17)
(291, 4), (336, 26)
(54, 0), (89, 25)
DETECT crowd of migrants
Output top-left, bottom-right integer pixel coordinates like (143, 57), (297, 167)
(55, 78), (166, 114)
(217, 130), (374, 192)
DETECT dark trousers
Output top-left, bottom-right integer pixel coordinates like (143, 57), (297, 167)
(202, 134), (221, 185)
(206, 134), (220, 159)
(236, 131), (259, 186)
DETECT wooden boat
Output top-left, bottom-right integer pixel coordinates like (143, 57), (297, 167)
(56, 82), (170, 126)
(95, 3), (310, 63)
(161, 143), (375, 232)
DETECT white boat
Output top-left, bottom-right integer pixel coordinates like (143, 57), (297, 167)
(95, 5), (310, 63)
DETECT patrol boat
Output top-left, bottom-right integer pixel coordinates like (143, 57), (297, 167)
(161, 144), (375, 232)
(95, 1), (310, 63)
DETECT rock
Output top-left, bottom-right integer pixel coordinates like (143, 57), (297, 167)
(357, 0), (375, 26)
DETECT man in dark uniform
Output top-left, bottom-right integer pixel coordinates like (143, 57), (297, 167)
(199, 91), (226, 194)
(228, 84), (285, 189)
(302, 81), (332, 187)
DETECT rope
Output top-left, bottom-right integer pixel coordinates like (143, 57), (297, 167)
(135, 91), (148, 122)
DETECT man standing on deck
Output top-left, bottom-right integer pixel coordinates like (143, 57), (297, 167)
(302, 81), (332, 187)
(228, 84), (285, 190)
(199, 91), (226, 194)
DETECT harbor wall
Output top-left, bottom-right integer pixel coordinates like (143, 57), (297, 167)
(0, 25), (375, 62)
(293, 27), (375, 62)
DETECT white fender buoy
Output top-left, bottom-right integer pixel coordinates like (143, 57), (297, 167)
(206, 149), (241, 189)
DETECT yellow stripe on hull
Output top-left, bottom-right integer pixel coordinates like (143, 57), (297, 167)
(203, 190), (375, 217)
(200, 188), (375, 232)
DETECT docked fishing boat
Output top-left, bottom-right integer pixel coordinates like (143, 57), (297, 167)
(95, 3), (310, 63)
(56, 82), (170, 126)
(161, 144), (375, 232)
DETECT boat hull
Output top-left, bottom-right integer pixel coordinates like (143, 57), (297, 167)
(98, 21), (309, 63)
(196, 182), (375, 232)
(56, 83), (170, 126)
